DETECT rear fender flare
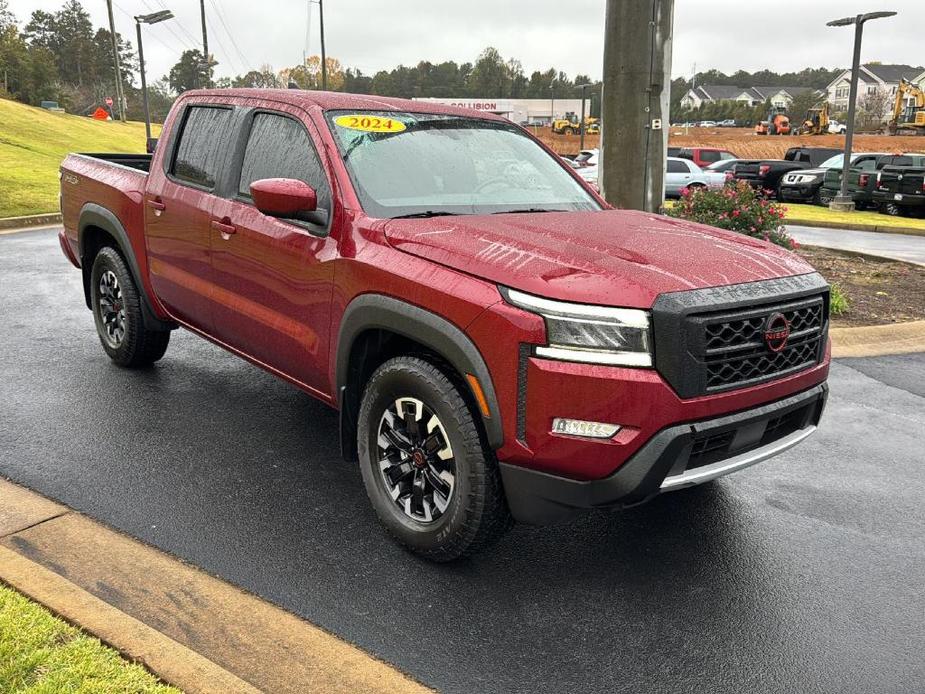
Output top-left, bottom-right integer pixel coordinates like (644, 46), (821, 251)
(77, 203), (174, 331)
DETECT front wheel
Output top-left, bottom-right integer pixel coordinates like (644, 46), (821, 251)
(357, 356), (512, 561)
(90, 246), (170, 367)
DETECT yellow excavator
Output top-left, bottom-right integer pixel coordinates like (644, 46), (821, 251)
(794, 103), (830, 135)
(886, 79), (925, 135)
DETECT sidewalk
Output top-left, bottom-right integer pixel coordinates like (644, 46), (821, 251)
(787, 224), (925, 267)
(0, 478), (431, 694)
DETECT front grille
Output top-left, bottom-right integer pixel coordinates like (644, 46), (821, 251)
(651, 273), (830, 399)
(699, 297), (825, 392)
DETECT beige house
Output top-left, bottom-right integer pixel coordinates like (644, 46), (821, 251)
(825, 64), (925, 117)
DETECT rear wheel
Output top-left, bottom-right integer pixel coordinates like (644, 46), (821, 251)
(90, 246), (170, 367)
(357, 356), (512, 561)
(880, 202), (902, 216)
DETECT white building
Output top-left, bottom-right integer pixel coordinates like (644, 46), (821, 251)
(412, 97), (591, 125)
(825, 63), (925, 116)
(680, 85), (821, 110)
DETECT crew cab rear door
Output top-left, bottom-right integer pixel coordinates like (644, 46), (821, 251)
(145, 103), (234, 330)
(208, 105), (338, 396)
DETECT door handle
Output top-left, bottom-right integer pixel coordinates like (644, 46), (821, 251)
(148, 199), (166, 212)
(211, 219), (236, 236)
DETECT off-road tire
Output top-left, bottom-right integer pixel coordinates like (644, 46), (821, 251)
(357, 356), (513, 561)
(90, 246), (170, 367)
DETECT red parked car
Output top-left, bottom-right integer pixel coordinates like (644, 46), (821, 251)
(676, 147), (738, 169)
(59, 89), (830, 561)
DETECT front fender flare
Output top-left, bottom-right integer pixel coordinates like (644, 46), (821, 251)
(336, 294), (503, 454)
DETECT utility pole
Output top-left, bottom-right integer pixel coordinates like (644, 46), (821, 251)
(577, 83), (592, 151)
(319, 0), (327, 90)
(105, 0), (125, 121)
(600, 0), (674, 211)
(199, 0), (211, 87)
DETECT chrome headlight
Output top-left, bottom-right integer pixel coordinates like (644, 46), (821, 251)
(502, 287), (652, 367)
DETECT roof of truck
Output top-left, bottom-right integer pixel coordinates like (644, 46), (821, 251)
(181, 88), (509, 120)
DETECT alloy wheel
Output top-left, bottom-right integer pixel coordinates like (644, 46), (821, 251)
(98, 270), (126, 347)
(376, 397), (456, 523)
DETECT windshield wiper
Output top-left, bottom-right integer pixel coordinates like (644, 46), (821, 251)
(390, 211), (463, 219)
(492, 208), (558, 214)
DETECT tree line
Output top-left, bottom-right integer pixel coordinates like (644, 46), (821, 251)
(2, 0), (849, 125)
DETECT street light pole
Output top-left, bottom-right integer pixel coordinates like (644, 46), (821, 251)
(135, 21), (151, 141)
(549, 82), (555, 126)
(134, 11), (175, 145)
(576, 83), (592, 150)
(105, 0), (125, 121)
(827, 11), (896, 211)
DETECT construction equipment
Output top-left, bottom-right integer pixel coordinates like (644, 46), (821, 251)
(794, 103), (830, 135)
(886, 78), (925, 135)
(552, 112), (600, 135)
(755, 107), (791, 136)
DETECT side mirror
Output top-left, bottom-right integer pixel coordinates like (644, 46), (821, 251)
(250, 178), (318, 219)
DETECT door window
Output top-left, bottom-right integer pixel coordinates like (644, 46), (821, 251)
(667, 160), (688, 174)
(171, 106), (233, 189)
(238, 113), (331, 212)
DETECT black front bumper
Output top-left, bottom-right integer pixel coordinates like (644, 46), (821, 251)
(779, 184), (819, 203)
(500, 383), (828, 525)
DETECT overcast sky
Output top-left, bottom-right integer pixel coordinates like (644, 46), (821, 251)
(17, 0), (924, 84)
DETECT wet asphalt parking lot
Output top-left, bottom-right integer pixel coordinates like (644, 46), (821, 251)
(1, 228), (923, 693)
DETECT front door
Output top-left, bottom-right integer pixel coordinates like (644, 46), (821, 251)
(145, 104), (235, 331)
(208, 109), (338, 396)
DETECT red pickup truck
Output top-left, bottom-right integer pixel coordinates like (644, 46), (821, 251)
(59, 89), (830, 561)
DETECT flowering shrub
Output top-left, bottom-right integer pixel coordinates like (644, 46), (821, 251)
(665, 181), (795, 249)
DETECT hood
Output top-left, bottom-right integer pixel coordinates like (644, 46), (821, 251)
(792, 168), (827, 177)
(384, 210), (814, 307)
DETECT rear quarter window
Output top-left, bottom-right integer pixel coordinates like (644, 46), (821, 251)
(171, 105), (233, 188)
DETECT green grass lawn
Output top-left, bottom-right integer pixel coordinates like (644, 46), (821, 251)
(0, 585), (180, 693)
(0, 98), (160, 218)
(783, 202), (925, 231)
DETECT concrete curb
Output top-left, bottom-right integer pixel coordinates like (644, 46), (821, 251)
(0, 478), (433, 694)
(0, 213), (62, 230)
(0, 547), (260, 694)
(787, 218), (925, 237)
(831, 320), (925, 358)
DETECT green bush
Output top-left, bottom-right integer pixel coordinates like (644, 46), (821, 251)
(830, 283), (849, 315)
(665, 181), (795, 249)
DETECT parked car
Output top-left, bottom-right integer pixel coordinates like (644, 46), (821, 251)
(718, 119), (737, 127)
(821, 153), (925, 210)
(665, 157), (727, 198)
(733, 147), (843, 200)
(828, 119), (847, 135)
(698, 120), (717, 128)
(873, 162), (925, 216)
(677, 147), (738, 169)
(573, 148), (599, 167)
(58, 89), (830, 560)
(778, 153), (884, 206)
(704, 159), (743, 175)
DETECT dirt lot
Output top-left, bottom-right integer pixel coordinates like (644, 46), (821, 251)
(536, 126), (925, 159)
(797, 246), (925, 328)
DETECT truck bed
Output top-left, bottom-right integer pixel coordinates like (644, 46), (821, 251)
(76, 152), (152, 173)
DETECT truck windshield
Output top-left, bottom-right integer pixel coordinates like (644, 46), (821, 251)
(326, 110), (600, 219)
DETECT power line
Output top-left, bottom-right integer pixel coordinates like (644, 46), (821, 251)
(209, 0), (253, 72)
(204, 15), (242, 75)
(149, 0), (203, 50)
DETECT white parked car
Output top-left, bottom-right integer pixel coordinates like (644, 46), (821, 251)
(665, 157), (726, 198)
